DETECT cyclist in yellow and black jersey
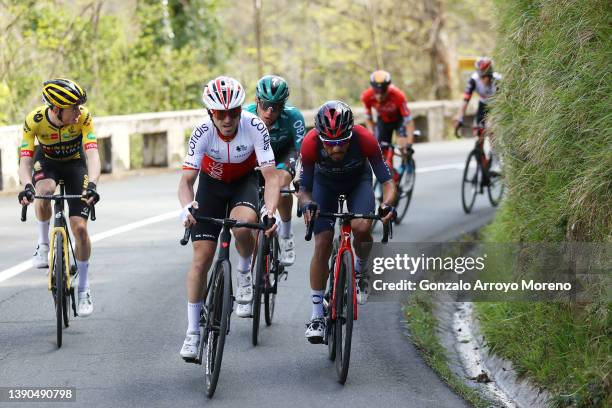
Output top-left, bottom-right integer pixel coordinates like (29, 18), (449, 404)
(18, 78), (101, 317)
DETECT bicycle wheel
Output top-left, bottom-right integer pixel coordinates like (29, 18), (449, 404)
(264, 236), (279, 326)
(461, 151), (480, 214)
(395, 157), (416, 224)
(370, 180), (383, 232)
(53, 233), (64, 348)
(335, 251), (354, 384)
(204, 260), (231, 398)
(327, 239), (339, 361)
(487, 152), (504, 206)
(252, 232), (267, 346)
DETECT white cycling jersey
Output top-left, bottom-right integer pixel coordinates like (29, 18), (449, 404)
(183, 111), (275, 182)
(465, 72), (502, 104)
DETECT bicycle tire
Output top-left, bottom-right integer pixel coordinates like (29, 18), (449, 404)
(252, 232), (267, 346)
(395, 157), (416, 224)
(54, 233), (64, 348)
(264, 236), (279, 326)
(486, 151), (504, 206)
(327, 239), (340, 361)
(461, 151), (480, 214)
(205, 260), (231, 398)
(335, 250), (354, 384)
(370, 180), (383, 232)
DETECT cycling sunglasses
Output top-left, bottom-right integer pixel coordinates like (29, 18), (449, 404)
(210, 107), (242, 120)
(319, 132), (352, 147)
(257, 99), (284, 113)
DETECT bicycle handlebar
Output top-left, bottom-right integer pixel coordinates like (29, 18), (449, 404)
(20, 194), (96, 222)
(180, 211), (268, 246)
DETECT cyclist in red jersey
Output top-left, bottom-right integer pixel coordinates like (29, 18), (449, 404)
(361, 70), (415, 150)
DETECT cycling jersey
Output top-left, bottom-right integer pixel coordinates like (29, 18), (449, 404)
(243, 103), (305, 153)
(183, 110), (276, 183)
(361, 85), (412, 123)
(463, 72), (502, 104)
(20, 105), (97, 161)
(299, 125), (392, 191)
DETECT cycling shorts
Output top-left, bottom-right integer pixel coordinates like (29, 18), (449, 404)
(192, 171), (259, 241)
(375, 118), (406, 144)
(32, 154), (90, 219)
(312, 171), (375, 235)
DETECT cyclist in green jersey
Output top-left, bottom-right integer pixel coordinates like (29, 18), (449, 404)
(244, 75), (305, 267)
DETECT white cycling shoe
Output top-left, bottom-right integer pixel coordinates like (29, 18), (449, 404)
(305, 317), (326, 344)
(236, 272), (253, 304)
(33, 244), (49, 269)
(279, 234), (296, 266)
(77, 289), (94, 317)
(180, 330), (200, 360)
(236, 302), (252, 318)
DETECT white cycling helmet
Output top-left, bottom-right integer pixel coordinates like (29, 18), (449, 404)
(202, 76), (245, 110)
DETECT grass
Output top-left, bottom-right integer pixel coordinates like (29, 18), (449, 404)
(404, 293), (491, 408)
(471, 1), (612, 406)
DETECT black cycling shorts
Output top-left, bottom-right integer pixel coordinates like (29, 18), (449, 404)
(32, 155), (90, 219)
(192, 171), (259, 241)
(274, 145), (297, 179)
(312, 171), (375, 235)
(475, 101), (490, 129)
(375, 118), (406, 144)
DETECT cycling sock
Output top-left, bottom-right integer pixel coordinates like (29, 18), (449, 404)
(77, 260), (89, 292)
(280, 220), (292, 239)
(311, 289), (325, 319)
(187, 302), (203, 333)
(37, 219), (50, 245)
(237, 255), (252, 272)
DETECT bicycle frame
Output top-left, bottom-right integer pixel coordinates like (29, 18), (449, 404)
(331, 220), (357, 321)
(47, 190), (74, 293)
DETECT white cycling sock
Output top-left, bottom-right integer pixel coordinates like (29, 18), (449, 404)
(237, 255), (252, 273)
(77, 260), (89, 292)
(280, 220), (292, 239)
(38, 219), (50, 245)
(311, 289), (325, 319)
(187, 302), (203, 333)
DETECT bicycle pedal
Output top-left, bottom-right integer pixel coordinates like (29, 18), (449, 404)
(182, 357), (199, 364)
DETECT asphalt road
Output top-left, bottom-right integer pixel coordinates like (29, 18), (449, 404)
(0, 140), (496, 407)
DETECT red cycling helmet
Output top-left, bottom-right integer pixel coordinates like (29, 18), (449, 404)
(475, 57), (494, 77)
(314, 100), (354, 142)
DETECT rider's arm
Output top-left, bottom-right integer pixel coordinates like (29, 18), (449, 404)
(81, 109), (100, 184)
(396, 91), (414, 145)
(251, 116), (280, 215)
(19, 113), (37, 186)
(297, 130), (317, 207)
(360, 90), (375, 133)
(178, 169), (198, 208)
(260, 165), (280, 216)
(359, 126), (396, 204)
(457, 76), (476, 122)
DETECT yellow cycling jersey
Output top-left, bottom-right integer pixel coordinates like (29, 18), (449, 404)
(20, 105), (97, 161)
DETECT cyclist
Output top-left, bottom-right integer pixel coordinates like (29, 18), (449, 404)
(361, 70), (415, 151)
(298, 100), (396, 344)
(18, 78), (101, 317)
(244, 75), (305, 267)
(454, 57), (502, 137)
(178, 76), (281, 359)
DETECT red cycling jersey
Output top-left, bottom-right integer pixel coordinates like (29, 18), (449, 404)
(361, 85), (411, 123)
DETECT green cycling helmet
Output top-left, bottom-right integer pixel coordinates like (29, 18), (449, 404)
(255, 75), (289, 103)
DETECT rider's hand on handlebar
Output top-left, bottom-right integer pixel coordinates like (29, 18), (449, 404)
(18, 183), (36, 205)
(378, 203), (397, 224)
(261, 206), (280, 238)
(301, 202), (318, 225)
(82, 182), (100, 205)
(180, 201), (198, 228)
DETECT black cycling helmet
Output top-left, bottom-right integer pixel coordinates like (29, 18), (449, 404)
(42, 78), (87, 108)
(370, 70), (391, 91)
(314, 100), (354, 141)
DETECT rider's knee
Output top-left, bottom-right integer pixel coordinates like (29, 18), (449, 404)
(352, 220), (372, 238)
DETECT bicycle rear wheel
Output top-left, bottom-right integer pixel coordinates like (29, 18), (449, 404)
(53, 233), (64, 348)
(395, 157), (416, 224)
(252, 232), (267, 346)
(264, 236), (279, 326)
(205, 260), (231, 398)
(461, 151), (480, 214)
(335, 251), (354, 384)
(487, 151), (504, 206)
(370, 180), (383, 232)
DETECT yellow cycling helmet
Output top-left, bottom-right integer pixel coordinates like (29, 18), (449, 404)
(42, 78), (87, 108)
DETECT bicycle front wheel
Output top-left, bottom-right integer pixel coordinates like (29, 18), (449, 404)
(461, 151), (480, 214)
(487, 151), (504, 206)
(335, 251), (354, 384)
(395, 157), (416, 224)
(252, 232), (267, 346)
(53, 233), (64, 348)
(264, 236), (279, 326)
(205, 260), (231, 398)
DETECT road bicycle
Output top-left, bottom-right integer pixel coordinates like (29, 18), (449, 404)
(180, 212), (267, 398)
(21, 180), (96, 348)
(304, 195), (390, 384)
(456, 124), (504, 213)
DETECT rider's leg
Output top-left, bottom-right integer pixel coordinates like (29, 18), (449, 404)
(278, 169), (294, 236)
(34, 178), (56, 244)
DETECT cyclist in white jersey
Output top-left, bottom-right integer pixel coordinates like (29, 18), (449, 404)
(178, 76), (280, 360)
